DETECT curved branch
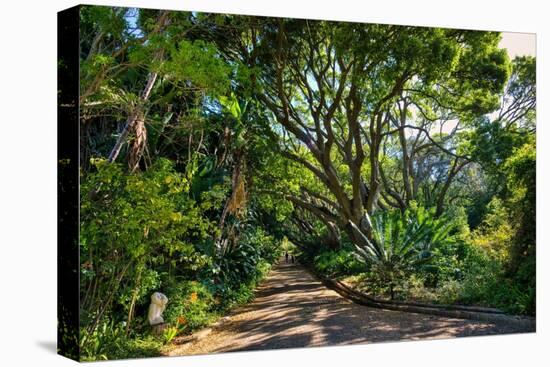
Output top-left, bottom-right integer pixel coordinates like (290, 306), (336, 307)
(384, 124), (470, 161)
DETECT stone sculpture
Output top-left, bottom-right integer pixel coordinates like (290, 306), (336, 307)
(147, 292), (168, 326)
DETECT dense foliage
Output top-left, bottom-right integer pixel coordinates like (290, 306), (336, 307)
(79, 159), (278, 360)
(72, 6), (536, 361)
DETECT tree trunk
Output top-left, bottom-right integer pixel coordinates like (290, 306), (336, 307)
(125, 268), (142, 335)
(108, 72), (158, 163)
(216, 149), (246, 253)
(435, 159), (468, 217)
(398, 101), (413, 204)
(127, 115), (147, 172)
(324, 221), (341, 250)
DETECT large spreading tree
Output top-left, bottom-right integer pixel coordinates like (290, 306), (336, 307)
(204, 18), (511, 248)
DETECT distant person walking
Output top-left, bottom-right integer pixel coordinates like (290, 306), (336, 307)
(291, 254), (295, 264)
(285, 252), (289, 263)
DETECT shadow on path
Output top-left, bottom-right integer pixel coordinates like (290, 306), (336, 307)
(168, 260), (531, 356)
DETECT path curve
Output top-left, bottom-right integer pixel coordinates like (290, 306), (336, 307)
(167, 261), (531, 356)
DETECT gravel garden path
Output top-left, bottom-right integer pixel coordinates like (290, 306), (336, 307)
(166, 260), (531, 356)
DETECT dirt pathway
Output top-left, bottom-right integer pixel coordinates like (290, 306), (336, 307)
(166, 261), (530, 356)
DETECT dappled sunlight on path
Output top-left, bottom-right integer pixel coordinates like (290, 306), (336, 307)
(167, 260), (527, 356)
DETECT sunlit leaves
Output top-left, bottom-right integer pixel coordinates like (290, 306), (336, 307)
(161, 40), (231, 95)
(80, 157), (217, 320)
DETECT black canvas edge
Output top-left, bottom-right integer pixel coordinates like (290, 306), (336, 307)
(58, 4), (81, 361)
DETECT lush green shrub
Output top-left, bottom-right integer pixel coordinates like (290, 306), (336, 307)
(103, 336), (163, 361)
(163, 280), (216, 334)
(434, 280), (463, 305)
(199, 227), (276, 306)
(204, 258), (272, 310)
(470, 197), (514, 261)
(419, 206), (471, 287)
(512, 256), (536, 314)
(80, 158), (214, 330)
(314, 248), (364, 278)
(455, 245), (533, 314)
(402, 275), (438, 303)
(79, 320), (163, 361)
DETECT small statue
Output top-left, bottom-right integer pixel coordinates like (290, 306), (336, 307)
(148, 292), (168, 326)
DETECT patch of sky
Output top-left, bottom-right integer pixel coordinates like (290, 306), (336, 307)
(124, 8), (144, 39)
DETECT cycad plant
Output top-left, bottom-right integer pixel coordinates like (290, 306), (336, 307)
(350, 206), (454, 299)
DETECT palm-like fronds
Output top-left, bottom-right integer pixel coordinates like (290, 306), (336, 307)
(350, 207), (455, 298)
